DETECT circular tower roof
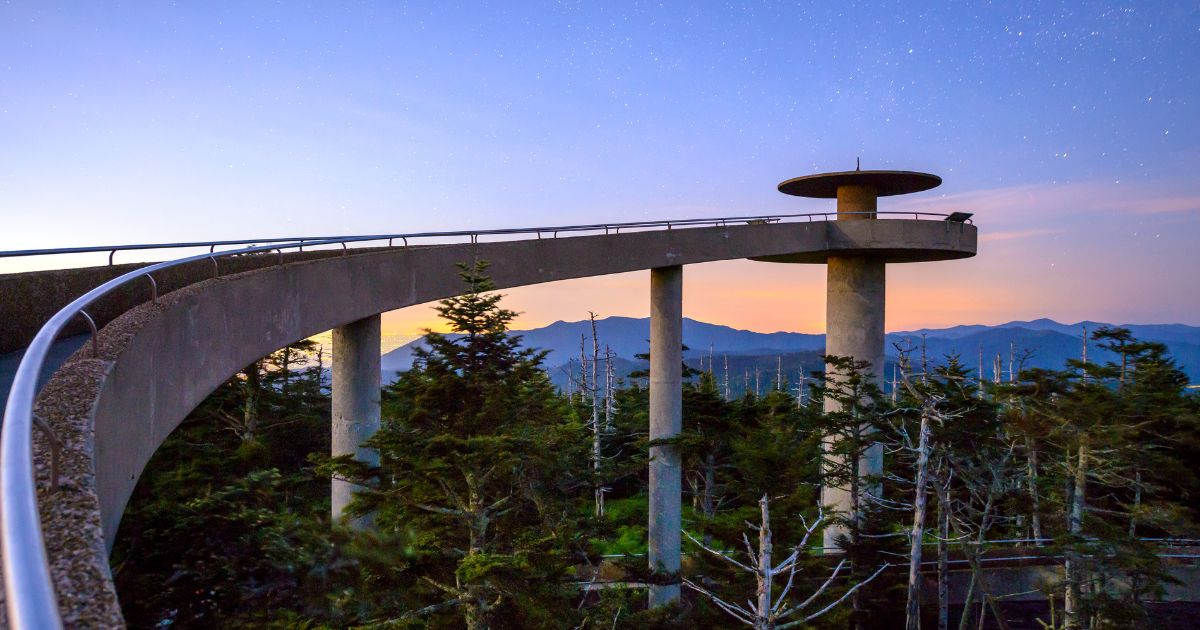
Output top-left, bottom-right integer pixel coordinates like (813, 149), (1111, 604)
(778, 170), (941, 198)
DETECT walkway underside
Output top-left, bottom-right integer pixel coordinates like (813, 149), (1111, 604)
(0, 218), (973, 625)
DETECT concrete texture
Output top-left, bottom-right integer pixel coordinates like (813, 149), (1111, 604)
(331, 315), (382, 526)
(836, 183), (878, 218)
(748, 217), (973, 263)
(824, 256), (887, 380)
(778, 170), (941, 198)
(821, 255), (887, 548)
(0, 250), (352, 355)
(0, 218), (975, 623)
(648, 266), (683, 607)
(818, 182), (889, 550)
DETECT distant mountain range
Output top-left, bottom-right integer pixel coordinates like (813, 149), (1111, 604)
(381, 317), (1200, 386)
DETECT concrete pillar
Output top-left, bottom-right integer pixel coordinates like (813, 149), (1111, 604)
(648, 265), (682, 607)
(822, 183), (885, 550)
(836, 183), (878, 219)
(331, 313), (381, 527)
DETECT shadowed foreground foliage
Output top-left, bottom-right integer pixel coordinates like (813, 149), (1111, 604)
(113, 264), (1199, 629)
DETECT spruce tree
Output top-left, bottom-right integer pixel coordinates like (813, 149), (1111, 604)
(329, 261), (589, 629)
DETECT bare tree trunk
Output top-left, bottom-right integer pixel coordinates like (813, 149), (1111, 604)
(1065, 438), (1089, 629)
(702, 454), (716, 518)
(579, 336), (587, 402)
(1009, 342), (1015, 383)
(755, 494), (773, 630)
(797, 365), (807, 407)
(906, 413), (932, 630)
(590, 314), (604, 518)
(280, 345), (292, 398)
(938, 490), (949, 630)
(723, 354), (730, 400)
(921, 333), (928, 384)
(965, 550), (1010, 630)
(977, 346), (984, 400)
(892, 364), (898, 403)
(957, 570), (976, 630)
(241, 361), (261, 443)
(1026, 436), (1044, 546)
(605, 345), (614, 431)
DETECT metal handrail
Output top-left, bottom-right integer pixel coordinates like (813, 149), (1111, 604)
(0, 236), (315, 265)
(0, 210), (965, 627)
(0, 211), (969, 263)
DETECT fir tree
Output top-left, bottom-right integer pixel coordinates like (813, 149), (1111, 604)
(328, 261), (590, 629)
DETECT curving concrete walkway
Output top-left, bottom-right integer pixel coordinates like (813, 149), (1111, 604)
(1, 218), (974, 625)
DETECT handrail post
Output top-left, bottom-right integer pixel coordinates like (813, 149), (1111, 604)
(30, 416), (61, 492)
(78, 311), (99, 357)
(144, 273), (158, 302)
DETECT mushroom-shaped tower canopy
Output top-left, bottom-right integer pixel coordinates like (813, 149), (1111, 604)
(778, 170), (941, 198)
(754, 168), (970, 264)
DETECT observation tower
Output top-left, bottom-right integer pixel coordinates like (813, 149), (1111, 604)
(763, 166), (972, 548)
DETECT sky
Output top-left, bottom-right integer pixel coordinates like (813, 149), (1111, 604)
(1, 1), (1197, 341)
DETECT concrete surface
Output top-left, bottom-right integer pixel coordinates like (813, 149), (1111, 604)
(0, 250), (352, 355)
(4, 218), (975, 623)
(818, 182), (892, 550)
(331, 314), (382, 526)
(648, 266), (683, 607)
(821, 254), (887, 548)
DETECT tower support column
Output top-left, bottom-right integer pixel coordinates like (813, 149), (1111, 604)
(648, 265), (682, 607)
(823, 181), (885, 550)
(822, 255), (886, 548)
(331, 313), (381, 527)
(772, 168), (951, 550)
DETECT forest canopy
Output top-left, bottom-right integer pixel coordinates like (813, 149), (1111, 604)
(112, 264), (1200, 629)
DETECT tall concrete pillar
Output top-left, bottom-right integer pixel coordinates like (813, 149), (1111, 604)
(648, 265), (682, 607)
(331, 313), (381, 527)
(773, 168), (949, 549)
(822, 182), (886, 549)
(822, 256), (885, 547)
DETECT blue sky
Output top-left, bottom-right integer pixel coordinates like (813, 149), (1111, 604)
(2, 2), (1197, 332)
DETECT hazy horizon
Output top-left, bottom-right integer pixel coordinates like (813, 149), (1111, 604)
(2, 3), (1197, 332)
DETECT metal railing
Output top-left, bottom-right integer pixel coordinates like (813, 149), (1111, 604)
(0, 236), (315, 265)
(0, 210), (964, 627)
(0, 210), (970, 264)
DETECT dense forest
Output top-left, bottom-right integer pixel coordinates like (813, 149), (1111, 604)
(111, 264), (1200, 629)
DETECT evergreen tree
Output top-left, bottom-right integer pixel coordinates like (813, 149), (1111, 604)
(111, 340), (335, 627)
(679, 371), (739, 525)
(327, 261), (590, 629)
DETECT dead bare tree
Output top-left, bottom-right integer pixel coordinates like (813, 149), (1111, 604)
(724, 354), (731, 400)
(888, 349), (970, 630)
(684, 495), (889, 629)
(589, 313), (604, 517)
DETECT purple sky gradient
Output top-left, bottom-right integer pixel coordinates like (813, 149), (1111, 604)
(1, 2), (1197, 332)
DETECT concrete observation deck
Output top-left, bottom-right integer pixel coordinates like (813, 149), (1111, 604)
(1, 216), (974, 626)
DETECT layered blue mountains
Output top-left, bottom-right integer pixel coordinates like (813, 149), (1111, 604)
(381, 317), (1200, 389)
